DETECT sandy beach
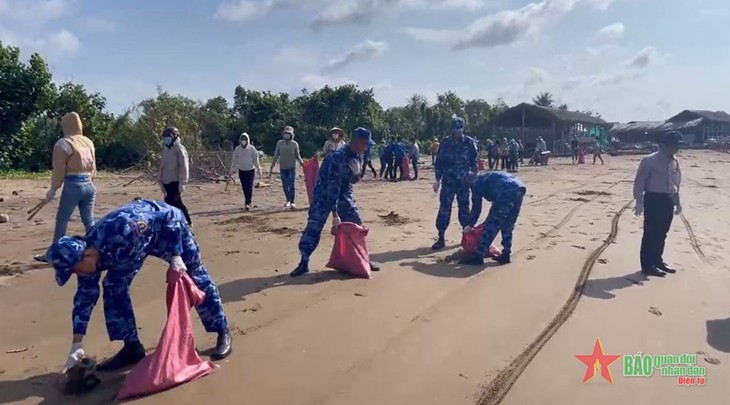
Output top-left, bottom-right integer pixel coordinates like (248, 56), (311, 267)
(1, 151), (729, 405)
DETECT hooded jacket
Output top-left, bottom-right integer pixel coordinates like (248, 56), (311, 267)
(158, 137), (190, 185)
(271, 131), (303, 171)
(231, 133), (261, 173)
(51, 112), (97, 190)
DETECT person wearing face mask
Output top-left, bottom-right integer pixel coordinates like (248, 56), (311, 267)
(431, 116), (478, 250)
(34, 112), (97, 263)
(321, 127), (346, 158)
(269, 126), (304, 209)
(157, 127), (192, 226)
(291, 127), (381, 277)
(230, 132), (262, 210)
(45, 199), (232, 375)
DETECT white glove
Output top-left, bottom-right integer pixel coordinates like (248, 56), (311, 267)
(45, 188), (57, 201)
(62, 343), (85, 374)
(674, 205), (682, 216)
(633, 201), (643, 216)
(179, 183), (185, 194)
(170, 256), (186, 273)
(432, 181), (440, 193)
(348, 159), (361, 176)
(332, 215), (341, 229)
(463, 226), (474, 233)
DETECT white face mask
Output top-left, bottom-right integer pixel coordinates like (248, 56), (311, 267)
(283, 134), (292, 140)
(240, 140), (248, 147)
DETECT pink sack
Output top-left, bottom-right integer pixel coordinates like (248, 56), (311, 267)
(326, 222), (372, 279)
(400, 156), (411, 180)
(303, 158), (319, 204)
(461, 224), (502, 257)
(116, 269), (216, 401)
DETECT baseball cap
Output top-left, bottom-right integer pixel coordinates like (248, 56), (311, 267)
(46, 236), (87, 286)
(660, 131), (686, 145)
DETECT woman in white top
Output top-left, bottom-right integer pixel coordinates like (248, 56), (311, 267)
(230, 132), (262, 210)
(321, 127), (346, 158)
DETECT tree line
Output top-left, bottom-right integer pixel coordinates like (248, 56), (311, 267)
(3, 41), (585, 172)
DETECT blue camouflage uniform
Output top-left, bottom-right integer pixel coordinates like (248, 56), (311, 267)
(298, 145), (362, 264)
(49, 199), (227, 343)
(468, 172), (526, 258)
(434, 118), (479, 234)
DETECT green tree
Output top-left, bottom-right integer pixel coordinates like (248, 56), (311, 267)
(532, 92), (555, 108)
(0, 42), (54, 169)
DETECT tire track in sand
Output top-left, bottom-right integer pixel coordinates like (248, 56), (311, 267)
(678, 213), (708, 263)
(474, 200), (632, 405)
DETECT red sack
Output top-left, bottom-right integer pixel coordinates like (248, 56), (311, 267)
(461, 224), (502, 257)
(400, 156), (411, 180)
(326, 222), (371, 279)
(303, 158), (319, 204)
(116, 269), (216, 401)
(477, 158), (486, 171)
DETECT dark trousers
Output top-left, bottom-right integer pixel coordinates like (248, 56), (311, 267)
(593, 153), (604, 164)
(640, 192), (674, 270)
(411, 155), (419, 179)
(488, 155), (496, 170)
(390, 157), (402, 181)
(163, 181), (192, 225)
(361, 160), (377, 178)
(379, 157), (390, 179)
(238, 169), (255, 205)
(500, 156), (508, 170)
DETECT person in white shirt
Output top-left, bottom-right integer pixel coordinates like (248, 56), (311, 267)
(230, 132), (262, 210)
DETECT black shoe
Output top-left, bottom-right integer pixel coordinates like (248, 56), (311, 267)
(493, 254), (511, 265)
(34, 254), (48, 263)
(641, 267), (666, 277)
(211, 330), (232, 360)
(431, 237), (445, 251)
(369, 261), (381, 272)
(290, 263), (309, 277)
(658, 263), (677, 274)
(96, 341), (146, 372)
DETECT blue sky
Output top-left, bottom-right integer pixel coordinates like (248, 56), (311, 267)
(1, 0), (728, 122)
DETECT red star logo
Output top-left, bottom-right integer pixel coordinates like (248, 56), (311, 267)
(575, 338), (621, 384)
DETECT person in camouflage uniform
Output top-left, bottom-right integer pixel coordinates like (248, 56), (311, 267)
(46, 199), (232, 374)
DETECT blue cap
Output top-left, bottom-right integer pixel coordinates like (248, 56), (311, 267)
(47, 236), (86, 286)
(452, 117), (465, 131)
(660, 131), (686, 145)
(353, 127), (372, 142)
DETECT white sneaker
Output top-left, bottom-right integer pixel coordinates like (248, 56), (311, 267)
(244, 204), (251, 211)
(285, 202), (291, 208)
(289, 203), (297, 210)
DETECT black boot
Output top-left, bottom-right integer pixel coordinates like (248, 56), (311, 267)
(96, 341), (145, 373)
(290, 262), (309, 277)
(211, 330), (232, 360)
(657, 263), (677, 274)
(493, 253), (511, 265)
(370, 261), (381, 272)
(431, 235), (445, 250)
(641, 267), (666, 277)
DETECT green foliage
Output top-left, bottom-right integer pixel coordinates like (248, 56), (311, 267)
(1, 41), (519, 173)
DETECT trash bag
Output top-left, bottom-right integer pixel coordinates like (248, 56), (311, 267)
(326, 222), (371, 279)
(477, 158), (486, 171)
(116, 269), (216, 401)
(400, 156), (411, 180)
(461, 224), (502, 257)
(303, 158), (319, 204)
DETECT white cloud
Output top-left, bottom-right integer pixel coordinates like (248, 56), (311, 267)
(584, 0), (615, 11)
(214, 0), (276, 21)
(626, 46), (657, 69)
(402, 0), (582, 49)
(272, 45), (319, 67)
(596, 22), (624, 40)
(321, 40), (387, 73)
(560, 46), (661, 90)
(525, 67), (549, 86)
(0, 0), (80, 60)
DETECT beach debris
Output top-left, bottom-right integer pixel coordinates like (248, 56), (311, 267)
(0, 213), (8, 223)
(648, 306), (662, 316)
(704, 357), (721, 365)
(6, 347), (28, 354)
(63, 357), (101, 396)
(378, 211), (412, 226)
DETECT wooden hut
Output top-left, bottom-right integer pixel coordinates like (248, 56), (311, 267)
(489, 103), (608, 153)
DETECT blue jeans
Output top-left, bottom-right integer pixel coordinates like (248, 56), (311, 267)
(280, 168), (296, 203)
(53, 175), (96, 243)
